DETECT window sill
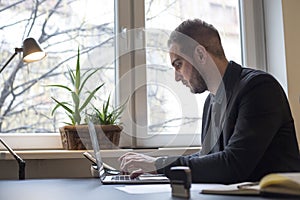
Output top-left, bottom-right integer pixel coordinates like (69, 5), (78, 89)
(0, 147), (200, 160)
(0, 133), (62, 150)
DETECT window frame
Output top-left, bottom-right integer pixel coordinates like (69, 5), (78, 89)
(124, 0), (267, 148)
(0, 0), (267, 150)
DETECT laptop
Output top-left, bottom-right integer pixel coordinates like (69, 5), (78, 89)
(87, 121), (170, 184)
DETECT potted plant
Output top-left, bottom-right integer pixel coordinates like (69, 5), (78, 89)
(49, 48), (120, 150)
(85, 94), (126, 149)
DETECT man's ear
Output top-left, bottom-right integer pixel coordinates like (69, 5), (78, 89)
(194, 45), (207, 64)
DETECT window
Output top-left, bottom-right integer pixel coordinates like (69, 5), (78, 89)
(0, 0), (115, 148)
(0, 0), (265, 149)
(135, 0), (241, 147)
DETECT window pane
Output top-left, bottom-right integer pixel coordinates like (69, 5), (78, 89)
(0, 0), (114, 133)
(145, 0), (240, 135)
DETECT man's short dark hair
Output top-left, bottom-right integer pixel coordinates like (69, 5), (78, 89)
(168, 19), (226, 59)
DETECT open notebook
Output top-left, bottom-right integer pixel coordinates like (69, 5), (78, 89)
(87, 121), (170, 184)
(201, 173), (300, 197)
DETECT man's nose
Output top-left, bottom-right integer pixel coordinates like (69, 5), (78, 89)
(175, 71), (182, 82)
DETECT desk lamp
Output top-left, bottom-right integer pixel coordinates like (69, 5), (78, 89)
(0, 37), (46, 180)
(0, 37), (46, 73)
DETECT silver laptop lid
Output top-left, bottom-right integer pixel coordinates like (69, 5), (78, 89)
(87, 120), (170, 184)
(87, 121), (106, 180)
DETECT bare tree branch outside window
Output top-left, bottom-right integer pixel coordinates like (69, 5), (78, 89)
(0, 0), (240, 136)
(0, 0), (115, 133)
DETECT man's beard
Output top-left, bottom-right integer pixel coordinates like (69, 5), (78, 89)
(189, 73), (207, 94)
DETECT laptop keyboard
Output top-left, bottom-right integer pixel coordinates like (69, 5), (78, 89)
(112, 175), (134, 181)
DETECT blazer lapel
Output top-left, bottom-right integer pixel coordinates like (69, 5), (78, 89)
(201, 61), (243, 154)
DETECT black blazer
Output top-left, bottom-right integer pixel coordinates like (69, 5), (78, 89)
(156, 61), (300, 184)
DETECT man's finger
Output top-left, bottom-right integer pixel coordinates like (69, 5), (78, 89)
(130, 168), (144, 179)
(120, 158), (137, 171)
(118, 152), (138, 161)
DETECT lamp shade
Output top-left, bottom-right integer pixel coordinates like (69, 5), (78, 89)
(22, 38), (46, 63)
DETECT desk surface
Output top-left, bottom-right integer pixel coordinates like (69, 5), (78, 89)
(0, 178), (298, 200)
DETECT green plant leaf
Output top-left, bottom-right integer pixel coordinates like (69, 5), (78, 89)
(51, 97), (73, 115)
(71, 91), (81, 124)
(67, 113), (76, 125)
(79, 69), (102, 94)
(87, 95), (127, 125)
(103, 95), (110, 118)
(75, 47), (81, 93)
(46, 84), (72, 92)
(73, 112), (81, 125)
(49, 47), (104, 126)
(68, 67), (76, 87)
(71, 92), (80, 110)
(51, 101), (72, 116)
(79, 84), (104, 112)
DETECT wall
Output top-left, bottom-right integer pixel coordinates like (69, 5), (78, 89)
(0, 148), (199, 179)
(264, 0), (300, 144)
(0, 159), (92, 180)
(0, 155), (126, 179)
(281, 0), (300, 144)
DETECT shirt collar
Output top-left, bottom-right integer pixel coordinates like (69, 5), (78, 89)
(211, 61), (235, 104)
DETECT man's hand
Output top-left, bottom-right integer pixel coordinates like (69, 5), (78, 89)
(118, 152), (159, 178)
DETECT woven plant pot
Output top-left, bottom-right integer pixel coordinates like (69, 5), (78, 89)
(59, 125), (122, 150)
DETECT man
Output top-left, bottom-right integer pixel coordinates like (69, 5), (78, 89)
(119, 19), (300, 184)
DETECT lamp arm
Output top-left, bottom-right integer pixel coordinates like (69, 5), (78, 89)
(19, 159), (26, 180)
(0, 48), (23, 74)
(0, 138), (26, 180)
